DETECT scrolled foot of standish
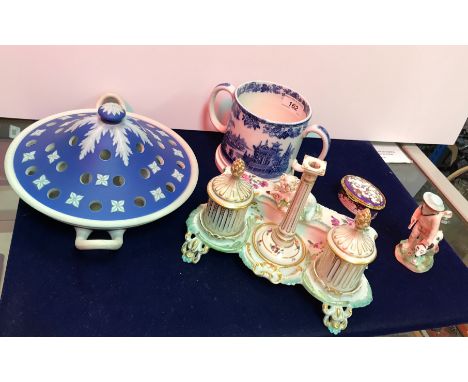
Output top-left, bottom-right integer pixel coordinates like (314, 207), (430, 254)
(181, 231), (209, 264)
(322, 303), (353, 335)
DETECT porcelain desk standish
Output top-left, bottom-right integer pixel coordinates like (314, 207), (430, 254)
(182, 164), (377, 334)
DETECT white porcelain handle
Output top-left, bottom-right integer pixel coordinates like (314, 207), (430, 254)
(302, 124), (331, 160)
(95, 93), (127, 112)
(74, 227), (125, 250)
(208, 83), (236, 133)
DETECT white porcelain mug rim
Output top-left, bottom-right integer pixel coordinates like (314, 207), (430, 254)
(233, 80), (313, 126)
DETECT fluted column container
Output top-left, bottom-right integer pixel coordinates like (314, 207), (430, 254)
(201, 159), (253, 237)
(315, 208), (377, 293)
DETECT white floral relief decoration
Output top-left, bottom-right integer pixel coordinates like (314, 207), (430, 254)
(148, 161), (161, 174)
(146, 129), (161, 141)
(157, 130), (169, 137)
(62, 115), (154, 166)
(33, 175), (50, 190)
(22, 151), (36, 163)
(172, 169), (184, 182)
(111, 200), (125, 213)
(31, 129), (46, 137)
(66, 192), (84, 208)
(101, 103), (123, 115)
(95, 174), (109, 186)
(47, 150), (60, 164)
(151, 188), (165, 202)
(173, 148), (184, 158)
(60, 120), (76, 127)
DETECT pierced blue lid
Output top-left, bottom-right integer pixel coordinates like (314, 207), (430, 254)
(5, 97), (198, 229)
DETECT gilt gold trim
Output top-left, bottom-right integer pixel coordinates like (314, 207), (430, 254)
(252, 222), (307, 267)
(198, 209), (247, 239)
(207, 178), (253, 209)
(327, 229), (377, 265)
(245, 242), (283, 284)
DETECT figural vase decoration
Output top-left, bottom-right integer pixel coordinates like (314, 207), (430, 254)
(209, 81), (330, 179)
(4, 93), (199, 250)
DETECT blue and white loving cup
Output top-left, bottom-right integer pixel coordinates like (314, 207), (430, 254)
(209, 81), (330, 179)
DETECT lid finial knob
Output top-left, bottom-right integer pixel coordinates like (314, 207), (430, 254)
(231, 159), (246, 178)
(98, 102), (126, 124)
(355, 208), (371, 230)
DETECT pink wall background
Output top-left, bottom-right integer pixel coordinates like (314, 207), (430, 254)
(0, 46), (467, 144)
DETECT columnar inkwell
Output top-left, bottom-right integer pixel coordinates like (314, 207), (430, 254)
(315, 208), (376, 293)
(181, 159), (254, 263)
(302, 208), (378, 334)
(202, 159), (253, 237)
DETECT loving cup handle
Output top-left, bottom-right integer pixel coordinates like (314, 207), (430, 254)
(302, 124), (331, 160)
(208, 83), (236, 133)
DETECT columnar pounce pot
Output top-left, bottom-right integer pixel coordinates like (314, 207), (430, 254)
(315, 208), (377, 293)
(202, 159), (254, 237)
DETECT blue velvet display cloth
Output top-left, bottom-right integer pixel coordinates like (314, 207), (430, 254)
(1, 130), (467, 336)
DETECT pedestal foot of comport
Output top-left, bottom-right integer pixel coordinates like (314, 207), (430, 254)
(322, 303), (353, 335)
(181, 231), (210, 264)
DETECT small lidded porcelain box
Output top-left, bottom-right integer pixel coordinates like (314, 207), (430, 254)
(201, 159), (254, 238)
(338, 175), (386, 219)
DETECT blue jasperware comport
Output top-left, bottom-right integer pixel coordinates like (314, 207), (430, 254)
(5, 94), (198, 250)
